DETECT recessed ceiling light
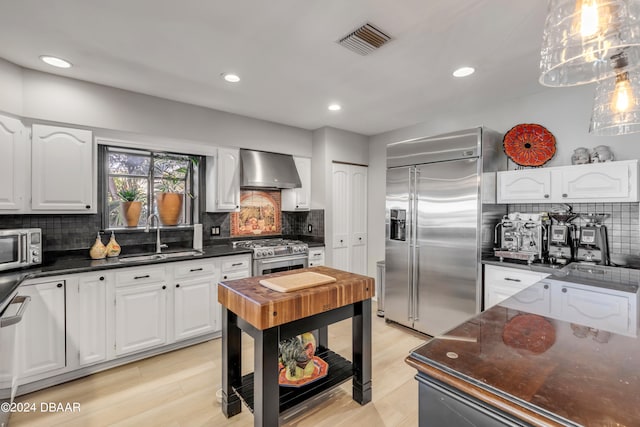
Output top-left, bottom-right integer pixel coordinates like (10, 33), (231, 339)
(328, 104), (342, 111)
(40, 55), (72, 69)
(453, 66), (475, 77)
(222, 73), (240, 83)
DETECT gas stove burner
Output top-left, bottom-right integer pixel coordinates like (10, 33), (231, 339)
(232, 238), (308, 259)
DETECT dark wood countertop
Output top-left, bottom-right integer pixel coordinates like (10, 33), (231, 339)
(406, 302), (640, 426)
(217, 266), (374, 330)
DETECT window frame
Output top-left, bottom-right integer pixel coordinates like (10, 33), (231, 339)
(100, 145), (200, 231)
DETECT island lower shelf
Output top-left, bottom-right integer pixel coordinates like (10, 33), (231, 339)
(233, 346), (354, 414)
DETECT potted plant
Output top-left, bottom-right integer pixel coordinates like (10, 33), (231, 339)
(118, 188), (143, 227)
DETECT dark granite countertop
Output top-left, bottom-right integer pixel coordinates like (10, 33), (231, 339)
(482, 255), (569, 275)
(407, 280), (640, 426)
(0, 244), (252, 315)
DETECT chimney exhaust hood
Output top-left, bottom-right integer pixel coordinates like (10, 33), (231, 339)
(240, 149), (302, 189)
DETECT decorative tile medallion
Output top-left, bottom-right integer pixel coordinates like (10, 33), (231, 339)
(230, 190), (281, 236)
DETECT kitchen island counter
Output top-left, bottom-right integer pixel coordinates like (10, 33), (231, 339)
(219, 266), (374, 426)
(406, 293), (640, 426)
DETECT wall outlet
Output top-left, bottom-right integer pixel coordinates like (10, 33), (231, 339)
(307, 224), (313, 233)
(211, 226), (221, 236)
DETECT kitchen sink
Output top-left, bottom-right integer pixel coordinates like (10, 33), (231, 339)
(119, 250), (203, 263)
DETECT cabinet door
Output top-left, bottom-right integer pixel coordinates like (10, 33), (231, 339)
(483, 265), (549, 309)
(497, 169), (552, 203)
(501, 281), (552, 316)
(308, 248), (325, 267)
(0, 114), (26, 211)
(214, 148), (240, 211)
(174, 276), (217, 340)
(31, 125), (95, 212)
(282, 157), (311, 211)
(115, 283), (167, 356)
(557, 284), (631, 335)
(332, 163), (350, 271)
(77, 273), (108, 366)
(17, 280), (66, 380)
(560, 161), (635, 202)
(350, 166), (368, 275)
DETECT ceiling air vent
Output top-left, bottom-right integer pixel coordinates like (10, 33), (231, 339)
(337, 23), (392, 56)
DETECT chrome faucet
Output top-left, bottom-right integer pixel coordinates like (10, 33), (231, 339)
(145, 214), (168, 254)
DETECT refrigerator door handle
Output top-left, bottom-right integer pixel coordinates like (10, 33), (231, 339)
(413, 245), (419, 321)
(411, 167), (420, 322)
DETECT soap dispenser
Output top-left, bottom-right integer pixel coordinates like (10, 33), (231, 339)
(106, 231), (121, 258)
(89, 232), (107, 260)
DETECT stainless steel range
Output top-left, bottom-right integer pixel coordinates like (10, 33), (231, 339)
(232, 239), (308, 275)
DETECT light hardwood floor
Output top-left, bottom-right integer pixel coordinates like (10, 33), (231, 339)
(11, 311), (426, 426)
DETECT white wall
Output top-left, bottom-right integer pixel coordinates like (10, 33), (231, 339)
(0, 59), (312, 156)
(368, 84), (640, 277)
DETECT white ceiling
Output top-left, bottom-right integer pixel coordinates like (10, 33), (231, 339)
(0, 0), (549, 136)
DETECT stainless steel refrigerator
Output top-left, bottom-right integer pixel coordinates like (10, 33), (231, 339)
(385, 127), (505, 336)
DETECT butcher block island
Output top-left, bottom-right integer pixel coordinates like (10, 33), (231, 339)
(218, 266), (374, 426)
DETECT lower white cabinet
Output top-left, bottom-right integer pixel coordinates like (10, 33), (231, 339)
(484, 265), (549, 309)
(76, 272), (109, 366)
(308, 247), (325, 267)
(17, 279), (66, 381)
(115, 281), (168, 356)
(173, 258), (221, 340)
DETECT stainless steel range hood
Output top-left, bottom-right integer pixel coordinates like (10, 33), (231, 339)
(240, 149), (302, 189)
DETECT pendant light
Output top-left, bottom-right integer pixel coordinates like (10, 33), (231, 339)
(589, 69), (640, 134)
(540, 0), (640, 87)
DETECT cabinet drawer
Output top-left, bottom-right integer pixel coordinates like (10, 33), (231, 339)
(173, 259), (217, 279)
(484, 265), (548, 288)
(221, 256), (251, 273)
(116, 265), (166, 287)
(221, 270), (250, 281)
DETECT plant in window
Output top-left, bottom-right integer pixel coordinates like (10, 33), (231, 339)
(117, 187), (144, 227)
(154, 156), (197, 226)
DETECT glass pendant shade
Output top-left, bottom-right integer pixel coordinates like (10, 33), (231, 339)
(540, 0), (640, 87)
(590, 70), (640, 135)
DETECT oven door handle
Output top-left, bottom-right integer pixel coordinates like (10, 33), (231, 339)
(256, 255), (308, 265)
(1, 295), (31, 328)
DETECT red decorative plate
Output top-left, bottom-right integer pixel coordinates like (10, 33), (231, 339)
(278, 356), (329, 387)
(503, 124), (556, 167)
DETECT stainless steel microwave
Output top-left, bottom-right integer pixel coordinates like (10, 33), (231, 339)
(0, 228), (42, 272)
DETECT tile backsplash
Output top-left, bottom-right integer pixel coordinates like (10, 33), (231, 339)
(508, 202), (640, 255)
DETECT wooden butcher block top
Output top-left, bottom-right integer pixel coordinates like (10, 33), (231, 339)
(218, 266), (374, 330)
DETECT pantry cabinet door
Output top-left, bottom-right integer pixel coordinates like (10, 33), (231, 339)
(31, 124), (95, 212)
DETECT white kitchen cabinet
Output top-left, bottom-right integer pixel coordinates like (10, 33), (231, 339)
(497, 168), (552, 203)
(220, 254), (252, 280)
(206, 147), (240, 212)
(497, 160), (638, 203)
(0, 114), (26, 211)
(500, 281), (552, 315)
(16, 279), (66, 381)
(31, 124), (96, 212)
(308, 247), (325, 267)
(115, 266), (168, 356)
(282, 156), (311, 211)
(173, 259), (220, 340)
(331, 163), (368, 274)
(483, 264), (549, 309)
(75, 272), (109, 366)
(554, 282), (635, 336)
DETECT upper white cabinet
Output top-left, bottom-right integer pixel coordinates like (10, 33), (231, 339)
(282, 156), (311, 211)
(0, 114), (26, 211)
(31, 124), (96, 212)
(332, 163), (368, 274)
(497, 160), (639, 203)
(206, 147), (240, 212)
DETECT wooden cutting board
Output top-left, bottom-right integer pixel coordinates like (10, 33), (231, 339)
(259, 272), (337, 292)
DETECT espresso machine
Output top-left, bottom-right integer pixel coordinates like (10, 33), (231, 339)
(548, 212), (578, 265)
(494, 213), (548, 264)
(575, 213), (610, 265)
